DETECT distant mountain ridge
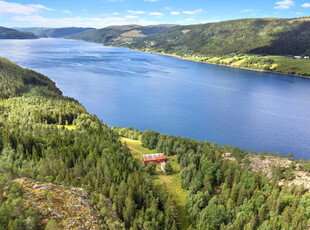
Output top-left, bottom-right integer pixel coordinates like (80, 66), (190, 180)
(67, 24), (177, 45)
(16, 27), (94, 38)
(126, 17), (310, 56)
(67, 17), (310, 57)
(0, 26), (37, 39)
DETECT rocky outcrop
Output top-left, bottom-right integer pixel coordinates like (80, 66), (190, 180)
(12, 178), (123, 229)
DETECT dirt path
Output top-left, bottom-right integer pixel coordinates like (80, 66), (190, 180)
(127, 145), (143, 154)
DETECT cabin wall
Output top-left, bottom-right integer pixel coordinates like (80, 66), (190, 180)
(143, 159), (165, 166)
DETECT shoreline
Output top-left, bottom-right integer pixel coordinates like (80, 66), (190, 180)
(63, 38), (310, 79)
(122, 47), (310, 80)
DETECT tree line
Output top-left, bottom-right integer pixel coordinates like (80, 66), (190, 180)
(114, 127), (310, 229)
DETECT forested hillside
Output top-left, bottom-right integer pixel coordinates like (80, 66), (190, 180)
(127, 18), (310, 57)
(67, 24), (176, 45)
(0, 57), (178, 229)
(16, 27), (94, 38)
(0, 27), (37, 39)
(2, 55), (310, 229)
(67, 18), (310, 57)
(114, 127), (310, 229)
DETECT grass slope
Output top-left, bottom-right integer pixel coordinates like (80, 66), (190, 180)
(120, 137), (190, 230)
(184, 54), (310, 76)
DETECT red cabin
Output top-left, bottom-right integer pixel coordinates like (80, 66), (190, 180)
(142, 153), (165, 166)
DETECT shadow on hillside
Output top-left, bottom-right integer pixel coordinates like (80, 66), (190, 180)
(249, 21), (310, 56)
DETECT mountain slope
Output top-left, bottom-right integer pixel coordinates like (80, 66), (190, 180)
(16, 27), (94, 38)
(0, 26), (37, 39)
(127, 18), (310, 56)
(67, 24), (177, 45)
(0, 57), (178, 229)
(67, 18), (310, 57)
(0, 57), (60, 98)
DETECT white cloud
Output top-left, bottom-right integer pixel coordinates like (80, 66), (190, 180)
(274, 0), (295, 9)
(185, 18), (195, 21)
(0, 0), (53, 15)
(302, 3), (310, 7)
(9, 15), (161, 28)
(11, 15), (129, 27)
(127, 10), (146, 14)
(149, 12), (163, 16)
(170, 11), (180, 15)
(125, 15), (139, 19)
(183, 9), (205, 15)
(241, 9), (254, 12)
(144, 0), (159, 2)
(112, 12), (119, 15)
(82, 9), (88, 12)
(62, 10), (72, 14)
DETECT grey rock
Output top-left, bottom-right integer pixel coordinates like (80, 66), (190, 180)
(33, 184), (41, 189)
(39, 186), (53, 191)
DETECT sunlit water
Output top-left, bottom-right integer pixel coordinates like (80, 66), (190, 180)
(1, 38), (310, 159)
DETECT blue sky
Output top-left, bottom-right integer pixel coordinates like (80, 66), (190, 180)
(1, 0), (309, 28)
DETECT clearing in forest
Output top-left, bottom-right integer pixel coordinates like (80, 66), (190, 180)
(119, 137), (190, 230)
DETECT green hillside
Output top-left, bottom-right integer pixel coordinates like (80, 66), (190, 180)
(127, 18), (310, 56)
(0, 27), (37, 39)
(2, 55), (310, 229)
(0, 57), (60, 98)
(67, 24), (177, 45)
(65, 18), (310, 57)
(16, 27), (94, 38)
(0, 58), (178, 229)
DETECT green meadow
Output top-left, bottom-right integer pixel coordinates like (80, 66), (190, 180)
(186, 54), (310, 76)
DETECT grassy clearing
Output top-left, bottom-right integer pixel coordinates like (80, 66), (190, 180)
(56, 125), (77, 130)
(185, 54), (310, 76)
(271, 56), (310, 75)
(119, 137), (190, 230)
(153, 157), (189, 230)
(119, 137), (157, 160)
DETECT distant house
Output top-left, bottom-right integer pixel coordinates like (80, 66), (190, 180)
(142, 153), (165, 166)
(294, 56), (302, 59)
(305, 56), (310, 59)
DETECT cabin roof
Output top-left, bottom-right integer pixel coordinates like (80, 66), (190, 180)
(142, 153), (165, 161)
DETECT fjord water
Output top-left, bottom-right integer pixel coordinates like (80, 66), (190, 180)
(1, 38), (310, 158)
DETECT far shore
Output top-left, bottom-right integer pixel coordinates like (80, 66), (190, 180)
(49, 37), (310, 80)
(122, 47), (310, 80)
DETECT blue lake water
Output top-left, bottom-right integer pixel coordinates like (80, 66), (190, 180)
(1, 38), (310, 159)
